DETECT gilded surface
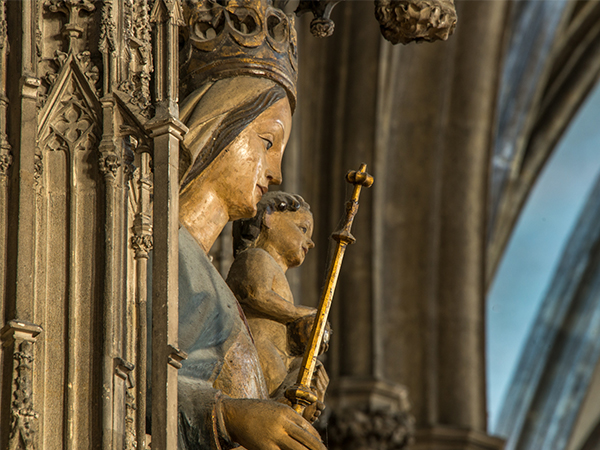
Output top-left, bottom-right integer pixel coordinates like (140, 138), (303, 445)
(180, 0), (298, 109)
(227, 192), (329, 422)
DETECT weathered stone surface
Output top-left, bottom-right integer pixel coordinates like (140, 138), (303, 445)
(374, 0), (457, 45)
(7, 1), (600, 449)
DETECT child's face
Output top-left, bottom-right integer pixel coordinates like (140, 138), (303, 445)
(263, 208), (314, 268)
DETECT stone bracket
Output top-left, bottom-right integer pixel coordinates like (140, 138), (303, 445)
(1, 320), (43, 346)
(114, 357), (135, 389)
(167, 345), (187, 370)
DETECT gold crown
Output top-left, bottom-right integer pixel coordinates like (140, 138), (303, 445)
(180, 0), (298, 110)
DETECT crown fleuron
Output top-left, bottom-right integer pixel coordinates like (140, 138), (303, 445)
(180, 0), (298, 109)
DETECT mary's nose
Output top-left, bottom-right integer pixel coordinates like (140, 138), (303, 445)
(266, 169), (282, 185)
(307, 238), (315, 249)
(266, 158), (282, 186)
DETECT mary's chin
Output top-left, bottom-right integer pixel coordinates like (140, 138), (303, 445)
(229, 202), (258, 221)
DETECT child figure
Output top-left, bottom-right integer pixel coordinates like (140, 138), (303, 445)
(226, 191), (328, 422)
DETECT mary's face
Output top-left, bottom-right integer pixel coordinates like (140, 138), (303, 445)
(207, 97), (293, 221)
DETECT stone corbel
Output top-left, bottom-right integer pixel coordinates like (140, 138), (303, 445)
(294, 0), (457, 43)
(325, 378), (415, 449)
(296, 0), (343, 38)
(167, 344), (187, 370)
(374, 0), (457, 45)
(99, 151), (122, 179)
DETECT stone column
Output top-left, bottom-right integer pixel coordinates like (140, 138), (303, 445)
(0, 1), (42, 447)
(291, 1), (508, 448)
(148, 2), (187, 449)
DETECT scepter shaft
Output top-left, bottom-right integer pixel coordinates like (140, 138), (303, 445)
(288, 163), (374, 414)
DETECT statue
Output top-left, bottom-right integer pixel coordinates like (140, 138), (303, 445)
(227, 191), (329, 424)
(171, 1), (327, 449)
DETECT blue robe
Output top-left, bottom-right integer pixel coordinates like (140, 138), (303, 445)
(151, 227), (268, 449)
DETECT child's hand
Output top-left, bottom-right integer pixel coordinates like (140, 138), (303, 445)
(303, 399), (325, 423)
(302, 361), (329, 423)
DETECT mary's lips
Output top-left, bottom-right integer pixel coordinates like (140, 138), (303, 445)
(257, 185), (268, 196)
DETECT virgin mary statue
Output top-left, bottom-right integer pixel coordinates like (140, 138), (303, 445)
(155, 1), (327, 449)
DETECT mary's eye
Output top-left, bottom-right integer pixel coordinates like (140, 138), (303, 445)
(262, 137), (273, 150)
(300, 226), (307, 233)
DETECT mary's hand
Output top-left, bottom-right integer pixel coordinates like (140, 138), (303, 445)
(222, 397), (327, 450)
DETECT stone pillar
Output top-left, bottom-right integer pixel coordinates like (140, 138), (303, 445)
(1, 1), (41, 447)
(290, 1), (508, 448)
(1, 1), (158, 448)
(148, 2), (187, 449)
(379, 2), (507, 448)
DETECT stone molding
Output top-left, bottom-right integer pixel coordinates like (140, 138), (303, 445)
(412, 426), (505, 450)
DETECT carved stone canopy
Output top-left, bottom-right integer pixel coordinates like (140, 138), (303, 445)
(179, 0), (457, 109)
(296, 0), (457, 44)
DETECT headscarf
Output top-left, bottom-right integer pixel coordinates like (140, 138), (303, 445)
(179, 76), (287, 190)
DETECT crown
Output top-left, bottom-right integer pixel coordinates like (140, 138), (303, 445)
(180, 0), (298, 110)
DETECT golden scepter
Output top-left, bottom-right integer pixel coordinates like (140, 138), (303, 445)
(286, 163), (374, 415)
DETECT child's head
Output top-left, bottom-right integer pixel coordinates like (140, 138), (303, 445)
(233, 191), (314, 267)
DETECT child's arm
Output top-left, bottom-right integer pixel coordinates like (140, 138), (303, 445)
(227, 249), (315, 324)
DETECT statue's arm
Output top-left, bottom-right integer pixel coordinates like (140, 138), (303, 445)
(271, 358), (329, 424)
(227, 250), (314, 324)
(178, 376), (327, 450)
(221, 397), (327, 450)
(178, 377), (240, 450)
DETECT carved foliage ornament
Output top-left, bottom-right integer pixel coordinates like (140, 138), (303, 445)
(99, 152), (121, 178)
(9, 341), (39, 450)
(131, 233), (154, 256)
(292, 0), (456, 43)
(119, 0), (153, 117)
(99, 0), (117, 53)
(0, 0), (7, 51)
(0, 152), (12, 176)
(125, 391), (136, 450)
(374, 0), (457, 45)
(33, 152), (43, 190)
(44, 0), (95, 42)
(45, 0), (95, 16)
(40, 0), (100, 105)
(76, 51), (100, 93)
(326, 407), (415, 450)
